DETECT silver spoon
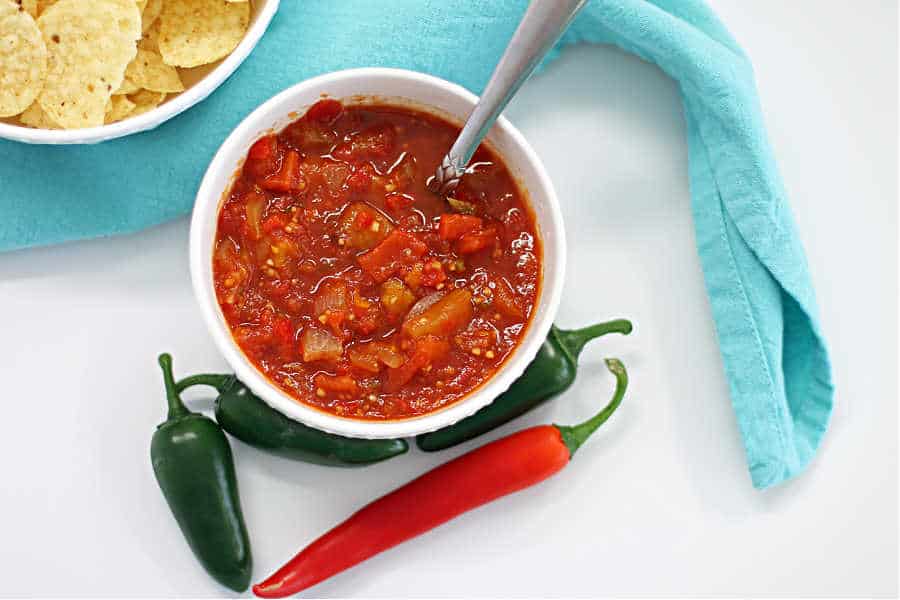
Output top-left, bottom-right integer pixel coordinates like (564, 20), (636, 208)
(428, 0), (588, 196)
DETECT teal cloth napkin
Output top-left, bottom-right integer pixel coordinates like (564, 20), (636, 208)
(0, 0), (833, 488)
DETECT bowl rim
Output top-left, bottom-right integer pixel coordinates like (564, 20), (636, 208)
(0, 0), (280, 145)
(190, 67), (566, 439)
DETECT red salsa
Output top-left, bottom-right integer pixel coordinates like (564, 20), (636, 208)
(213, 99), (541, 420)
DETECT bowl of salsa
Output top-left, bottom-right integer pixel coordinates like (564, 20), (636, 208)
(191, 68), (565, 438)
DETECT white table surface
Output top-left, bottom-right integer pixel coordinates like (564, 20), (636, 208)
(1, 1), (896, 597)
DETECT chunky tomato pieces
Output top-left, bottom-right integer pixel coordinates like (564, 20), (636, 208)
(213, 100), (540, 420)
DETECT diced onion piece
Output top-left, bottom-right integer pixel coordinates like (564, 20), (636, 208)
(314, 279), (349, 316)
(491, 278), (524, 318)
(348, 340), (403, 373)
(348, 344), (381, 373)
(301, 327), (343, 362)
(244, 191), (267, 240)
(402, 288), (473, 338)
(404, 291), (445, 322)
(374, 342), (404, 368)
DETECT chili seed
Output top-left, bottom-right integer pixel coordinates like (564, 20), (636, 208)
(316, 388), (326, 398)
(485, 350), (495, 359)
(471, 348), (481, 356)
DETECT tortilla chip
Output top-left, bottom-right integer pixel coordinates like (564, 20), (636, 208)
(17, 100), (58, 128)
(36, 0), (139, 128)
(140, 0), (161, 32)
(127, 88), (166, 117)
(125, 47), (184, 93)
(113, 76), (140, 95)
(139, 17), (160, 52)
(158, 0), (248, 68)
(0, 0), (48, 117)
(105, 94), (136, 122)
(15, 0), (38, 17)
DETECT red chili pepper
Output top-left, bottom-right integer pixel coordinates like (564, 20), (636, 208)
(253, 359), (628, 598)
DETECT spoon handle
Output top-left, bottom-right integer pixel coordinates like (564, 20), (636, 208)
(430, 0), (588, 195)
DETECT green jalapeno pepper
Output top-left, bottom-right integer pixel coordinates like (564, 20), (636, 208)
(151, 354), (252, 592)
(174, 373), (409, 467)
(416, 319), (632, 452)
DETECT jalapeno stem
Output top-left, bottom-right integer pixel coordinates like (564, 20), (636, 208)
(158, 353), (191, 420)
(555, 319), (632, 360)
(175, 373), (234, 395)
(556, 358), (628, 457)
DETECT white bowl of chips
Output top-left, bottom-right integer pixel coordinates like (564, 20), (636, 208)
(0, 0), (279, 144)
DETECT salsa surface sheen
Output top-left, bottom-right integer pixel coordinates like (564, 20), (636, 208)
(213, 99), (541, 420)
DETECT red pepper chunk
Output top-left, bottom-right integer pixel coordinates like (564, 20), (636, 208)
(346, 165), (374, 192)
(261, 213), (287, 234)
(357, 229), (428, 283)
(313, 373), (359, 399)
(262, 150), (303, 193)
(456, 227), (498, 254)
(385, 336), (449, 391)
(248, 134), (276, 162)
(353, 210), (374, 230)
(272, 316), (294, 346)
(305, 99), (343, 124)
(385, 192), (414, 212)
(438, 213), (482, 241)
(420, 260), (447, 288)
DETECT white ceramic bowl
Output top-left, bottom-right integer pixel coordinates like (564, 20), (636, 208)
(0, 0), (279, 145)
(191, 68), (565, 439)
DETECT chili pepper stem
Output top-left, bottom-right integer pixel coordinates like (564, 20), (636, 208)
(554, 319), (632, 361)
(158, 353), (191, 420)
(556, 358), (628, 457)
(175, 373), (234, 395)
